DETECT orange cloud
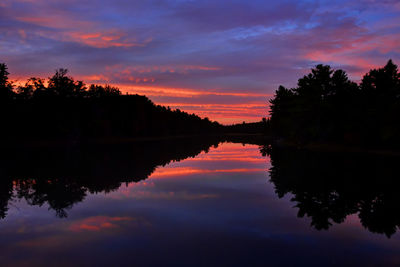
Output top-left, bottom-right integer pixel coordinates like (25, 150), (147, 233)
(16, 15), (150, 48)
(157, 103), (267, 124)
(106, 65), (222, 75)
(75, 83), (269, 123)
(303, 26), (400, 79)
(93, 65), (222, 85)
(81, 74), (110, 81)
(8, 74), (269, 123)
(107, 85), (269, 123)
(117, 85), (271, 98)
(66, 31), (146, 48)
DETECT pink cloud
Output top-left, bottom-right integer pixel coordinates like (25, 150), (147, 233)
(66, 31), (148, 48)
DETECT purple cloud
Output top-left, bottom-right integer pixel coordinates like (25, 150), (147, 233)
(1, 0), (399, 123)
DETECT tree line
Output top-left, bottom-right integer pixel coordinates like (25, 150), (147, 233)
(0, 63), (222, 140)
(268, 60), (400, 147)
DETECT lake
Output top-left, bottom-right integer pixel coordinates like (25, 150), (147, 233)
(0, 141), (400, 266)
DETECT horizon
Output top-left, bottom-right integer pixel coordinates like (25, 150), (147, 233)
(1, 0), (399, 123)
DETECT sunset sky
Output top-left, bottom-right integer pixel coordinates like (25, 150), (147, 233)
(1, 0), (399, 123)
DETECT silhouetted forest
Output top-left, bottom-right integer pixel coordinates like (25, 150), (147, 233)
(0, 64), (222, 141)
(268, 60), (400, 147)
(263, 144), (400, 238)
(224, 119), (268, 134)
(0, 137), (222, 218)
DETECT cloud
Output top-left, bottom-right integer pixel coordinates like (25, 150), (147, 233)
(1, 0), (400, 123)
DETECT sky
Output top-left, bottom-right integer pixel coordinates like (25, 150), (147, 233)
(1, 0), (399, 124)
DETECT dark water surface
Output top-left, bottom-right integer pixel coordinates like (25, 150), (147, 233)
(0, 141), (400, 266)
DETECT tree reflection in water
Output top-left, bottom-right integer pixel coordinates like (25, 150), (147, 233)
(263, 144), (400, 237)
(1, 139), (400, 238)
(0, 138), (220, 219)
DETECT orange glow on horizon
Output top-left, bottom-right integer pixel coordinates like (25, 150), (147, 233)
(115, 84), (272, 98)
(8, 74), (269, 123)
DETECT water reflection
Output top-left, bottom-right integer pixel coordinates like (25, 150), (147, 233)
(2, 139), (400, 239)
(0, 138), (220, 218)
(1, 141), (400, 265)
(264, 144), (400, 237)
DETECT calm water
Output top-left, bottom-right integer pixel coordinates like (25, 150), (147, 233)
(0, 142), (400, 266)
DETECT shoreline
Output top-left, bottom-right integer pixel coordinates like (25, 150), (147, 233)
(273, 139), (400, 157)
(0, 133), (270, 148)
(3, 133), (400, 157)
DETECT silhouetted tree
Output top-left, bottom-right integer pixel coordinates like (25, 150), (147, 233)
(268, 60), (400, 146)
(87, 84), (121, 97)
(47, 68), (86, 97)
(17, 78), (37, 100)
(360, 60), (400, 144)
(0, 63), (14, 101)
(0, 63), (222, 140)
